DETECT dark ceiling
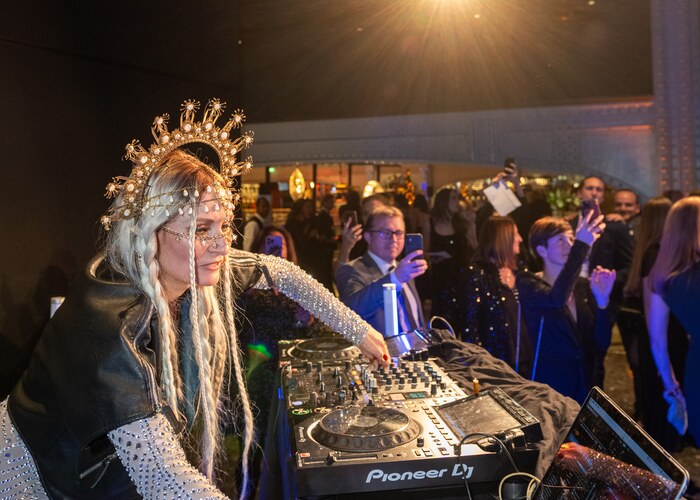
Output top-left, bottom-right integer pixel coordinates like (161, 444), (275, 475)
(2, 0), (652, 123)
(0, 0), (654, 351)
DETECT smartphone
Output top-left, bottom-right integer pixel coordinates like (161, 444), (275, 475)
(404, 233), (424, 260)
(343, 210), (358, 227)
(581, 198), (601, 220)
(503, 157), (518, 177)
(264, 234), (284, 257)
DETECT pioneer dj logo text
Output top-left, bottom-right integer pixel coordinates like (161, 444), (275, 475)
(365, 464), (474, 483)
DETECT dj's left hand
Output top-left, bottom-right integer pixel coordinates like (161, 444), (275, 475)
(358, 327), (390, 369)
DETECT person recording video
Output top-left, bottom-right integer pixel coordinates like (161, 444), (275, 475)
(475, 158), (552, 264)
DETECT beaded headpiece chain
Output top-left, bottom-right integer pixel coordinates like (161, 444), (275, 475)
(100, 98), (254, 230)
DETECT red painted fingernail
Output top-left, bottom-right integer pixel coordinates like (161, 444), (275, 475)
(383, 354), (389, 361)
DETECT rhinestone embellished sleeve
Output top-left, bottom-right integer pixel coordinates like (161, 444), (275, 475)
(108, 413), (228, 499)
(0, 399), (50, 499)
(254, 254), (368, 346)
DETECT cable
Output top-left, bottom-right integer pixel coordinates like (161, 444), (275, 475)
(428, 315), (456, 337)
(497, 472), (539, 500)
(455, 432), (520, 500)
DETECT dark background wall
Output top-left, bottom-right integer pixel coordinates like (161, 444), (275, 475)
(0, 2), (243, 391)
(0, 0), (650, 391)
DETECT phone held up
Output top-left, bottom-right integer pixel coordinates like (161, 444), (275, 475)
(581, 198), (601, 220)
(265, 234), (284, 257)
(343, 210), (358, 227)
(404, 233), (424, 261)
(503, 157), (518, 178)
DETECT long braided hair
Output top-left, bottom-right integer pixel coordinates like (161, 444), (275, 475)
(104, 149), (254, 496)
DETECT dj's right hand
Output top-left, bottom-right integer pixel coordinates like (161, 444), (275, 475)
(358, 327), (390, 369)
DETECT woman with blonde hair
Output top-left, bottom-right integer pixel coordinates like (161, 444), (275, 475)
(623, 197), (688, 448)
(648, 196), (700, 443)
(0, 99), (388, 499)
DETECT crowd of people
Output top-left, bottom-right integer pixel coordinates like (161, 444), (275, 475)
(239, 168), (698, 460)
(1, 93), (697, 499)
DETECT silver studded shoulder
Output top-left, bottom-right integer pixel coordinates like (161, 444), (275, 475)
(0, 399), (50, 499)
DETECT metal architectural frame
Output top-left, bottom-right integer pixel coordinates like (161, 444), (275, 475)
(248, 0), (700, 199)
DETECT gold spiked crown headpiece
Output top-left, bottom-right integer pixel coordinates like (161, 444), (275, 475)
(100, 98), (254, 230)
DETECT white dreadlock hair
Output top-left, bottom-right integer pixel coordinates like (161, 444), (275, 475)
(105, 149), (254, 495)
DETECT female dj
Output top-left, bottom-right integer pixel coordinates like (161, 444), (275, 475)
(0, 99), (388, 499)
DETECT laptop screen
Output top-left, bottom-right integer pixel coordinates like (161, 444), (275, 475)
(533, 387), (689, 499)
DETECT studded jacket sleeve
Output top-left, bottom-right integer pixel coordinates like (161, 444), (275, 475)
(253, 254), (368, 346)
(108, 413), (228, 499)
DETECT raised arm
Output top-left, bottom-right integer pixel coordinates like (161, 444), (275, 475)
(254, 254), (389, 365)
(518, 214), (603, 308)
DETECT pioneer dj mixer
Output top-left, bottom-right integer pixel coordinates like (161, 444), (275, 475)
(277, 338), (542, 498)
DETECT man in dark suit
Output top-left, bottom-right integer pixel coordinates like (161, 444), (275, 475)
(611, 188), (641, 239)
(570, 176), (634, 291)
(336, 206), (428, 336)
(569, 176), (634, 387)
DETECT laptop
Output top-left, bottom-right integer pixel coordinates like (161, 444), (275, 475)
(532, 386), (689, 499)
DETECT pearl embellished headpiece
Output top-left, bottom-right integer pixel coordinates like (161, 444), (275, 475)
(100, 98), (254, 230)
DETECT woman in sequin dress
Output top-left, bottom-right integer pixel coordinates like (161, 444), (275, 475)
(441, 216), (533, 377)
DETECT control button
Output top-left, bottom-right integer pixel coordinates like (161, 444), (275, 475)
(417, 436), (425, 447)
(422, 449), (434, 457)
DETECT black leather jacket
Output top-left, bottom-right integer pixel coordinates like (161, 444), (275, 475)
(7, 250), (264, 499)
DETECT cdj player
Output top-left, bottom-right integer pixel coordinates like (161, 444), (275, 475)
(277, 338), (543, 498)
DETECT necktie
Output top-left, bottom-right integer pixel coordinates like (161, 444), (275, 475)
(402, 285), (419, 330)
(388, 265), (412, 332)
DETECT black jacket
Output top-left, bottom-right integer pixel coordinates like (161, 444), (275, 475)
(8, 251), (264, 498)
(517, 241), (612, 403)
(569, 216), (634, 312)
